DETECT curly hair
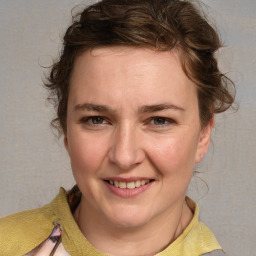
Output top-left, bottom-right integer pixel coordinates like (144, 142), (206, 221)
(44, 0), (235, 136)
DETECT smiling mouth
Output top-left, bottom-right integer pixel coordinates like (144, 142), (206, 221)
(105, 179), (153, 189)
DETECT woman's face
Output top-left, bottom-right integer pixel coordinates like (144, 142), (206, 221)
(65, 47), (212, 228)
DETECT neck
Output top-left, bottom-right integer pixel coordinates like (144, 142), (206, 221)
(74, 197), (193, 256)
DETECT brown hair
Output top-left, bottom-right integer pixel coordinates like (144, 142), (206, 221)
(45, 0), (235, 136)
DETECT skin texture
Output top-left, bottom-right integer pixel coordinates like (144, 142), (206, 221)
(64, 47), (213, 256)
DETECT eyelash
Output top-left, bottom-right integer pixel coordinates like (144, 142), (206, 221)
(79, 116), (176, 128)
(80, 116), (109, 126)
(147, 117), (176, 127)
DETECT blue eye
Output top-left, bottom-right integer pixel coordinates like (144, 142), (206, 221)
(153, 117), (167, 125)
(80, 116), (107, 126)
(150, 117), (175, 126)
(90, 116), (105, 124)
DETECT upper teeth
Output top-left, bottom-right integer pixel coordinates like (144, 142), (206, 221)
(109, 180), (150, 189)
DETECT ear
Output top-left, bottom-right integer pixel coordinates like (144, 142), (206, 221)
(64, 135), (70, 155)
(195, 117), (214, 163)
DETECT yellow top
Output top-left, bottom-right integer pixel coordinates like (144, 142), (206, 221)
(0, 188), (222, 256)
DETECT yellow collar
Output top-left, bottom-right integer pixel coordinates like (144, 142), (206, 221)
(155, 197), (221, 256)
(52, 188), (221, 256)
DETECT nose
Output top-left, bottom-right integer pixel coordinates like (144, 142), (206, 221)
(108, 123), (145, 170)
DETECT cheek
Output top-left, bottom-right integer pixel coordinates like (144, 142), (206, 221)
(147, 133), (199, 176)
(67, 133), (108, 177)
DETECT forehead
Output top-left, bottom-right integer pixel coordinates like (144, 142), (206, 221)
(73, 46), (183, 78)
(69, 46), (197, 110)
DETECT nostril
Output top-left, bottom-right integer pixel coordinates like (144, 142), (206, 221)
(108, 146), (145, 170)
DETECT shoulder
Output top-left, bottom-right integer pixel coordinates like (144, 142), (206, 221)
(0, 202), (56, 256)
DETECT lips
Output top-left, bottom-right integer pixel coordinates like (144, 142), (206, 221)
(107, 179), (151, 189)
(104, 178), (153, 198)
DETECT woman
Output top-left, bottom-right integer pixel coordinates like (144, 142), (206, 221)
(0, 0), (234, 255)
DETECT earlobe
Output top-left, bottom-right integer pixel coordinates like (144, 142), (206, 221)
(195, 117), (214, 163)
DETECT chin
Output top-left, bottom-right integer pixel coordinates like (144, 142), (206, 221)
(104, 206), (152, 229)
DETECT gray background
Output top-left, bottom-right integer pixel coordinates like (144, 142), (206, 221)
(0, 1), (255, 255)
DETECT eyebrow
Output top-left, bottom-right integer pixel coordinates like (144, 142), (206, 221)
(74, 103), (184, 113)
(74, 103), (115, 113)
(138, 104), (185, 113)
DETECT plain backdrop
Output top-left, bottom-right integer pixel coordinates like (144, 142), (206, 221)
(0, 1), (255, 255)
